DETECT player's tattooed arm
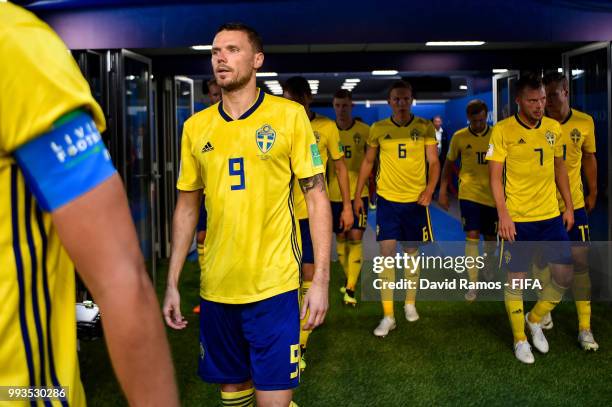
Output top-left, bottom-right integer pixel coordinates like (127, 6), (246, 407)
(299, 173), (326, 193)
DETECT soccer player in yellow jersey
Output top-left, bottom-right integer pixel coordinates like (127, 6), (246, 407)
(543, 72), (599, 351)
(163, 24), (331, 407)
(330, 89), (371, 306)
(354, 80), (440, 337)
(487, 73), (575, 364)
(282, 76), (352, 371)
(439, 100), (498, 301)
(0, 3), (179, 406)
(193, 79), (222, 315)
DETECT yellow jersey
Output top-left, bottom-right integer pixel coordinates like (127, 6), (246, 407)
(177, 90), (324, 304)
(555, 109), (596, 211)
(328, 120), (370, 202)
(486, 114), (563, 222)
(292, 113), (344, 219)
(368, 115), (437, 203)
(447, 125), (495, 207)
(0, 3), (106, 406)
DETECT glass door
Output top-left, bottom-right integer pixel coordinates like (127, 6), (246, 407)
(492, 70), (520, 123)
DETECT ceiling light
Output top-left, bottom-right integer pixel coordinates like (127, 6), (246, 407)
(557, 68), (563, 73)
(459, 85), (468, 90)
(345, 78), (361, 83)
(308, 80), (319, 84)
(191, 45), (212, 50)
(492, 69), (508, 74)
(264, 80), (280, 85)
(256, 72), (278, 77)
(372, 70), (398, 76)
(426, 41), (485, 46)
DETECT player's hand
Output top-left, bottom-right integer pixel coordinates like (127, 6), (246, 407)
(562, 209), (575, 231)
(339, 206), (354, 232)
(163, 286), (188, 330)
(417, 189), (433, 206)
(353, 197), (365, 217)
(498, 211), (516, 242)
(585, 193), (597, 213)
(300, 280), (329, 331)
(438, 191), (449, 211)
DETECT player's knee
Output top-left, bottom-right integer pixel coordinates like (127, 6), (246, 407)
(220, 381), (253, 392)
(197, 231), (206, 244)
(551, 264), (573, 288)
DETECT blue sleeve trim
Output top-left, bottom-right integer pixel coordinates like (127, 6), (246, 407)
(14, 111), (116, 211)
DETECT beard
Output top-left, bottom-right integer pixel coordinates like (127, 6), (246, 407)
(218, 70), (252, 92)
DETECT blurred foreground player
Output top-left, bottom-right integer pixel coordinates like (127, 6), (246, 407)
(163, 23), (331, 407)
(330, 89), (371, 306)
(354, 80), (440, 337)
(0, 3), (179, 406)
(487, 73), (574, 364)
(439, 100), (498, 301)
(193, 78), (222, 315)
(543, 72), (599, 351)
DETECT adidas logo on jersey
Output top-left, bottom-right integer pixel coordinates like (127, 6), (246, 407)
(202, 141), (214, 152)
(518, 139), (526, 144)
(384, 134), (392, 140)
(466, 144), (472, 149)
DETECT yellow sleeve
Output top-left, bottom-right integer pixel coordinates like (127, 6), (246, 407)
(0, 16), (105, 152)
(424, 122), (438, 146)
(554, 124), (564, 158)
(291, 108), (325, 179)
(486, 125), (506, 162)
(446, 132), (460, 161)
(367, 123), (380, 147)
(176, 120), (203, 191)
(582, 117), (596, 153)
(326, 123), (344, 161)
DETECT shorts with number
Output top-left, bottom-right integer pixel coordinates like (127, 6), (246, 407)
(567, 207), (590, 244)
(331, 197), (369, 234)
(198, 290), (300, 390)
(460, 199), (498, 236)
(375, 195), (434, 243)
(501, 215), (572, 272)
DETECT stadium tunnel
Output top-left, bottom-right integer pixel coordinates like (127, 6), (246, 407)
(13, 0), (612, 297)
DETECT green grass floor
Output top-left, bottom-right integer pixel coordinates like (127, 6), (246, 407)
(80, 260), (612, 406)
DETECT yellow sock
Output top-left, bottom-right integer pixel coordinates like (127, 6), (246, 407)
(531, 263), (551, 300)
(380, 263), (395, 317)
(572, 269), (592, 331)
(504, 286), (526, 342)
(336, 236), (348, 280)
(529, 278), (566, 323)
(300, 281), (312, 349)
(346, 240), (363, 291)
(465, 237), (480, 283)
(221, 388), (254, 407)
(404, 253), (420, 305)
(197, 243), (205, 271)
(289, 402), (299, 407)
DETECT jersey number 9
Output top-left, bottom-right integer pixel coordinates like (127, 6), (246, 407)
(229, 158), (246, 190)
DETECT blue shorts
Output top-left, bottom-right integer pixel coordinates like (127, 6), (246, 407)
(299, 218), (314, 264)
(567, 207), (590, 243)
(198, 290), (300, 390)
(197, 197), (207, 232)
(375, 196), (434, 243)
(460, 199), (498, 236)
(331, 197), (369, 234)
(501, 215), (572, 272)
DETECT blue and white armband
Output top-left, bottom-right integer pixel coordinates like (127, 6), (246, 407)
(14, 110), (116, 211)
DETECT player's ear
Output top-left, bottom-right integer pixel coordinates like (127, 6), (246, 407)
(253, 52), (264, 70)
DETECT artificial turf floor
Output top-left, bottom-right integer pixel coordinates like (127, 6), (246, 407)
(80, 259), (612, 406)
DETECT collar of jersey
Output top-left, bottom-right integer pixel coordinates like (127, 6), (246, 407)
(336, 119), (356, 131)
(218, 88), (265, 122)
(514, 113), (541, 130)
(561, 109), (573, 124)
(390, 114), (414, 127)
(468, 125), (489, 137)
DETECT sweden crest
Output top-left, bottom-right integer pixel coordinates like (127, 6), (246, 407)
(570, 128), (581, 144)
(256, 124), (276, 154)
(353, 133), (362, 145)
(545, 131), (555, 146)
(313, 131), (321, 143)
(411, 129), (420, 141)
